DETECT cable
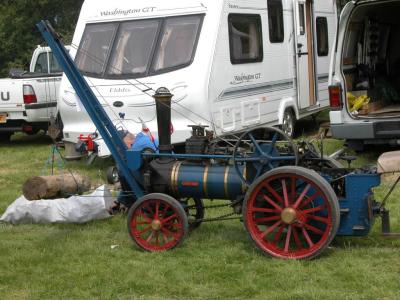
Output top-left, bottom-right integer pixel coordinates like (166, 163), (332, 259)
(68, 43), (244, 147)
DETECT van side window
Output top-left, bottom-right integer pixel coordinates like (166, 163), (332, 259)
(316, 17), (329, 56)
(267, 0), (284, 43)
(49, 52), (62, 73)
(34, 53), (49, 73)
(228, 14), (263, 64)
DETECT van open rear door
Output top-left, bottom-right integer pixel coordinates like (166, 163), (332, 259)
(293, 0), (316, 109)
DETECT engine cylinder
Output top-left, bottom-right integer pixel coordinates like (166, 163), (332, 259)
(170, 163), (246, 200)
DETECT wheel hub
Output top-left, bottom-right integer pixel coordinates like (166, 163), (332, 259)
(281, 208), (297, 224)
(151, 220), (162, 231)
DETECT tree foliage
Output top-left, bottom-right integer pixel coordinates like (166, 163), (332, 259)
(0, 0), (83, 76)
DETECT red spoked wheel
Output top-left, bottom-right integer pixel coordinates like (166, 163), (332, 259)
(243, 166), (340, 260)
(127, 193), (189, 252)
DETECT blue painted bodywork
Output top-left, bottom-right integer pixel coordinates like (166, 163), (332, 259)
(336, 173), (381, 236)
(175, 165), (244, 199)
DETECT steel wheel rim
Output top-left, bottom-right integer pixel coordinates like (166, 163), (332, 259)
(282, 113), (293, 137)
(130, 199), (185, 251)
(245, 172), (334, 259)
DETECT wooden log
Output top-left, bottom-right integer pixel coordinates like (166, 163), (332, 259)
(22, 173), (91, 200)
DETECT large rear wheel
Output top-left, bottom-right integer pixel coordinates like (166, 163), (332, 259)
(243, 166), (340, 260)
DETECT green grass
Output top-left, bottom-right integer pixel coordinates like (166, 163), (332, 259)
(1, 131), (400, 300)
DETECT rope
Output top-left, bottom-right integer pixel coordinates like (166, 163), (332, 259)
(68, 43), (244, 147)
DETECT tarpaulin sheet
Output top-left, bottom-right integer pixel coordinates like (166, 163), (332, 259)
(0, 185), (114, 224)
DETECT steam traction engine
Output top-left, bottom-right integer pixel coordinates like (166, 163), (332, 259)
(38, 21), (397, 260)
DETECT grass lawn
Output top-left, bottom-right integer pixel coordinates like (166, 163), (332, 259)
(0, 129), (400, 300)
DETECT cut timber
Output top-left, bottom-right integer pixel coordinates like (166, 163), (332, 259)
(359, 101), (384, 115)
(22, 173), (91, 200)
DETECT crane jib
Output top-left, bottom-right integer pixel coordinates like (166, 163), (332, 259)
(36, 20), (145, 198)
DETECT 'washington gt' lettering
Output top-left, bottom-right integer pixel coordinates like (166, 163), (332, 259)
(100, 7), (156, 17)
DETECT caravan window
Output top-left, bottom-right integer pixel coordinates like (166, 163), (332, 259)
(76, 15), (203, 79)
(228, 14), (263, 64)
(152, 16), (202, 73)
(267, 0), (284, 43)
(76, 23), (117, 76)
(316, 17), (329, 56)
(107, 20), (160, 76)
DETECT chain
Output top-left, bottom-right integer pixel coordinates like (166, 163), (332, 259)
(188, 198), (243, 223)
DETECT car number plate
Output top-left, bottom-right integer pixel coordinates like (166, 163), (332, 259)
(0, 113), (7, 123)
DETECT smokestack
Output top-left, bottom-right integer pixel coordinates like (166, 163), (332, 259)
(153, 87), (173, 153)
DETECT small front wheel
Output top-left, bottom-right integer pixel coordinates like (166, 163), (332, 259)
(127, 193), (189, 251)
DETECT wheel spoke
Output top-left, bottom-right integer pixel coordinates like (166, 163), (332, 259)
(264, 183), (284, 204)
(162, 231), (169, 244)
(302, 227), (314, 248)
(293, 184), (311, 208)
(260, 221), (282, 239)
(302, 205), (326, 214)
(252, 207), (280, 213)
(137, 225), (152, 235)
(308, 215), (331, 225)
(282, 179), (289, 207)
(262, 194), (283, 212)
(154, 200), (160, 219)
(268, 133), (279, 155)
(304, 223), (324, 236)
(135, 221), (151, 225)
(146, 231), (155, 243)
(291, 176), (296, 203)
(139, 213), (153, 224)
(161, 213), (178, 224)
(284, 226), (292, 253)
(272, 224), (286, 245)
(299, 192), (322, 209)
(254, 216), (281, 223)
(161, 227), (180, 241)
(292, 226), (302, 249)
(248, 133), (264, 154)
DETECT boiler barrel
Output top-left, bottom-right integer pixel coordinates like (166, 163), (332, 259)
(170, 163), (246, 200)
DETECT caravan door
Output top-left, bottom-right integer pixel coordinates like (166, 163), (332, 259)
(293, 0), (316, 109)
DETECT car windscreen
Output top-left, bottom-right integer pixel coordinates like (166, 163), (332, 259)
(76, 15), (203, 79)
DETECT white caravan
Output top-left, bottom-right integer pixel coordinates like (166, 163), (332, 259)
(58, 0), (337, 157)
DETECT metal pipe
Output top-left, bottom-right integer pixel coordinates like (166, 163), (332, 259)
(153, 87), (173, 153)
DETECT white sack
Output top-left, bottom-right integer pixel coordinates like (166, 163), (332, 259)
(0, 185), (114, 224)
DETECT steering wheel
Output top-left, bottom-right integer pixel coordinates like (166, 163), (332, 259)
(233, 126), (298, 186)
